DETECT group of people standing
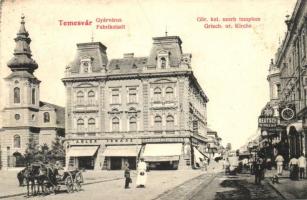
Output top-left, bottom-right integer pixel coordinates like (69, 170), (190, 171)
(253, 153), (307, 184)
(124, 158), (147, 189)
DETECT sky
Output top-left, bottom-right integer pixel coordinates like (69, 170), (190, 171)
(0, 0), (297, 149)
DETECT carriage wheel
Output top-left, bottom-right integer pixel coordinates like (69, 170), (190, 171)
(65, 176), (74, 193)
(74, 172), (83, 191)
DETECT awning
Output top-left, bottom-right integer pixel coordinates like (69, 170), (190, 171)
(68, 146), (99, 157)
(193, 147), (205, 164)
(287, 120), (303, 135)
(143, 143), (182, 162)
(102, 145), (141, 157)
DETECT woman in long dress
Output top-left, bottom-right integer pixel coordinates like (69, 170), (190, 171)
(136, 158), (147, 188)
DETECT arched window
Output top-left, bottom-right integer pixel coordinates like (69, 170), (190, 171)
(160, 57), (166, 69)
(88, 118), (95, 132)
(154, 87), (162, 102)
(31, 88), (36, 104)
(14, 87), (20, 104)
(165, 87), (174, 101)
(88, 90), (95, 105)
(166, 115), (174, 129)
(129, 117), (137, 131)
(112, 117), (120, 132)
(14, 135), (21, 148)
(77, 118), (84, 131)
(43, 112), (50, 123)
(77, 91), (84, 105)
(154, 115), (162, 130)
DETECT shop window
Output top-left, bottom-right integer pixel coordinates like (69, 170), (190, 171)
(112, 117), (120, 132)
(14, 87), (20, 104)
(43, 112), (50, 123)
(14, 135), (21, 148)
(129, 117), (137, 131)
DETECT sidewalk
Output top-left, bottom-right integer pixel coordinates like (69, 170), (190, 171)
(0, 170), (125, 198)
(0, 169), (212, 199)
(265, 169), (307, 199)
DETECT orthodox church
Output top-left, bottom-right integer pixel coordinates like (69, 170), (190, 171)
(0, 16), (65, 169)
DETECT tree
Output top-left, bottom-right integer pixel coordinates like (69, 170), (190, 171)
(226, 143), (232, 151)
(48, 136), (66, 164)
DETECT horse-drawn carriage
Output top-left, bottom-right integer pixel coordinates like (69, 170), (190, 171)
(18, 162), (83, 196)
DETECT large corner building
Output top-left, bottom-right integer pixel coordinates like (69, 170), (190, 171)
(63, 36), (210, 170)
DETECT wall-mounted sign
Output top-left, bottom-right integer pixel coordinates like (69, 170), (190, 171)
(258, 117), (278, 128)
(258, 104), (277, 128)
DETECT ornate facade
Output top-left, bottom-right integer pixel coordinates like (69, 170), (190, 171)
(0, 16), (65, 169)
(63, 36), (210, 170)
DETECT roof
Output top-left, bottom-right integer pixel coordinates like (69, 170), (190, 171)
(107, 57), (147, 74)
(68, 42), (108, 73)
(5, 71), (37, 79)
(39, 101), (65, 126)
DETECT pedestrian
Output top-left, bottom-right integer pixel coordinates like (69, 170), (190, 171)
(136, 158), (147, 188)
(275, 154), (284, 175)
(202, 158), (208, 171)
(224, 158), (230, 174)
(266, 157), (272, 170)
(298, 153), (306, 180)
(124, 162), (131, 189)
(289, 156), (299, 180)
(254, 158), (264, 185)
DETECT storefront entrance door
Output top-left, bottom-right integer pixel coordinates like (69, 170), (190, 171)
(110, 157), (122, 170)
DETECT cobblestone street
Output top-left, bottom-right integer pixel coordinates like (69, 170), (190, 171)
(156, 173), (285, 200)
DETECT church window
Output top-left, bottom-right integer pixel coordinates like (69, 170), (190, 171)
(43, 112), (50, 123)
(14, 87), (20, 104)
(31, 88), (36, 104)
(15, 114), (20, 120)
(13, 135), (21, 148)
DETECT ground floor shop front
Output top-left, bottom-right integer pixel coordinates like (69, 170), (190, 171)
(66, 136), (209, 171)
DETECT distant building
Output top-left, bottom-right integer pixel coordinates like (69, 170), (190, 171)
(0, 16), (65, 169)
(63, 35), (210, 170)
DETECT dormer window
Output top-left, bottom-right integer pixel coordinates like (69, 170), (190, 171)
(160, 57), (166, 69)
(80, 57), (92, 73)
(157, 50), (170, 69)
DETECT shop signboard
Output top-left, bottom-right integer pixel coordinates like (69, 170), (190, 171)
(258, 104), (277, 128)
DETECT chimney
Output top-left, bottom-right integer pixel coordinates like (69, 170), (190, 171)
(123, 53), (134, 58)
